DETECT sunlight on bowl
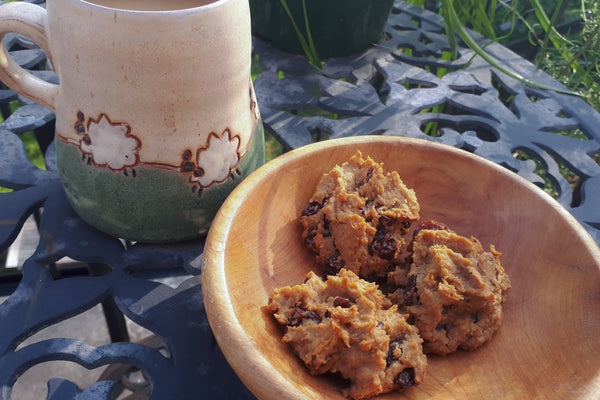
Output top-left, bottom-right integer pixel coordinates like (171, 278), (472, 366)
(202, 136), (600, 400)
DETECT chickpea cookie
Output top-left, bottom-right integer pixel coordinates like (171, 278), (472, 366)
(265, 268), (427, 400)
(300, 151), (420, 279)
(389, 221), (511, 355)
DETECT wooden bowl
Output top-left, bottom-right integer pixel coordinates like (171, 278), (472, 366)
(202, 136), (600, 400)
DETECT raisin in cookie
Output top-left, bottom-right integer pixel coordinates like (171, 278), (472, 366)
(265, 269), (427, 400)
(393, 222), (511, 355)
(300, 151), (420, 279)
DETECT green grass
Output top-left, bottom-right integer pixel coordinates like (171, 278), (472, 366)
(0, 100), (46, 193)
(431, 0), (598, 111)
(265, 130), (284, 162)
(19, 131), (45, 169)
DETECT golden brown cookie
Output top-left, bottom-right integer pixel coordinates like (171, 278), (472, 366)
(392, 222), (511, 355)
(300, 151), (420, 279)
(265, 269), (427, 400)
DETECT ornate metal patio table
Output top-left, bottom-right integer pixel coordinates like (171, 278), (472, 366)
(0, 1), (599, 399)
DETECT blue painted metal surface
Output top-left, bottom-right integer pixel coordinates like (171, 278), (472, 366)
(0, 1), (599, 399)
(0, 137), (254, 398)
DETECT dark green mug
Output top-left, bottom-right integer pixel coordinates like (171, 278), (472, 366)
(250, 0), (395, 58)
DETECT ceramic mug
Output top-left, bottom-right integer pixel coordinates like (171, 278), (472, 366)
(0, 0), (265, 242)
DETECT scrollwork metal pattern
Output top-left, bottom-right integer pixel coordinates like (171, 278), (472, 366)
(0, 1), (598, 398)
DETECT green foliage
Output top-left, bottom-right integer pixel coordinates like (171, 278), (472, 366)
(265, 130), (284, 162)
(0, 100), (46, 193)
(440, 0), (582, 95)
(452, 0), (500, 40)
(405, 0), (599, 111)
(20, 131), (45, 170)
(0, 131), (45, 193)
(536, 0), (600, 111)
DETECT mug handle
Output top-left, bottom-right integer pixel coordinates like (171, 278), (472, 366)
(0, 2), (57, 112)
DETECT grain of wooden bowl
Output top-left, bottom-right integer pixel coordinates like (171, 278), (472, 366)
(202, 136), (600, 400)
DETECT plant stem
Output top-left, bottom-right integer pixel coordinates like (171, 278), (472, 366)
(301, 0), (320, 67)
(534, 0), (570, 67)
(279, 0), (322, 70)
(441, 0), (457, 60)
(530, 0), (574, 48)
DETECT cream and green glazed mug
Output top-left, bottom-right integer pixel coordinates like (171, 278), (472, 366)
(0, 0), (265, 242)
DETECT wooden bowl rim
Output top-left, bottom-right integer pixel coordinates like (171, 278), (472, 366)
(202, 135), (600, 400)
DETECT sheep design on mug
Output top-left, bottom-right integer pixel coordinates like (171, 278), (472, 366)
(180, 129), (242, 197)
(74, 111), (141, 177)
(71, 111), (243, 197)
